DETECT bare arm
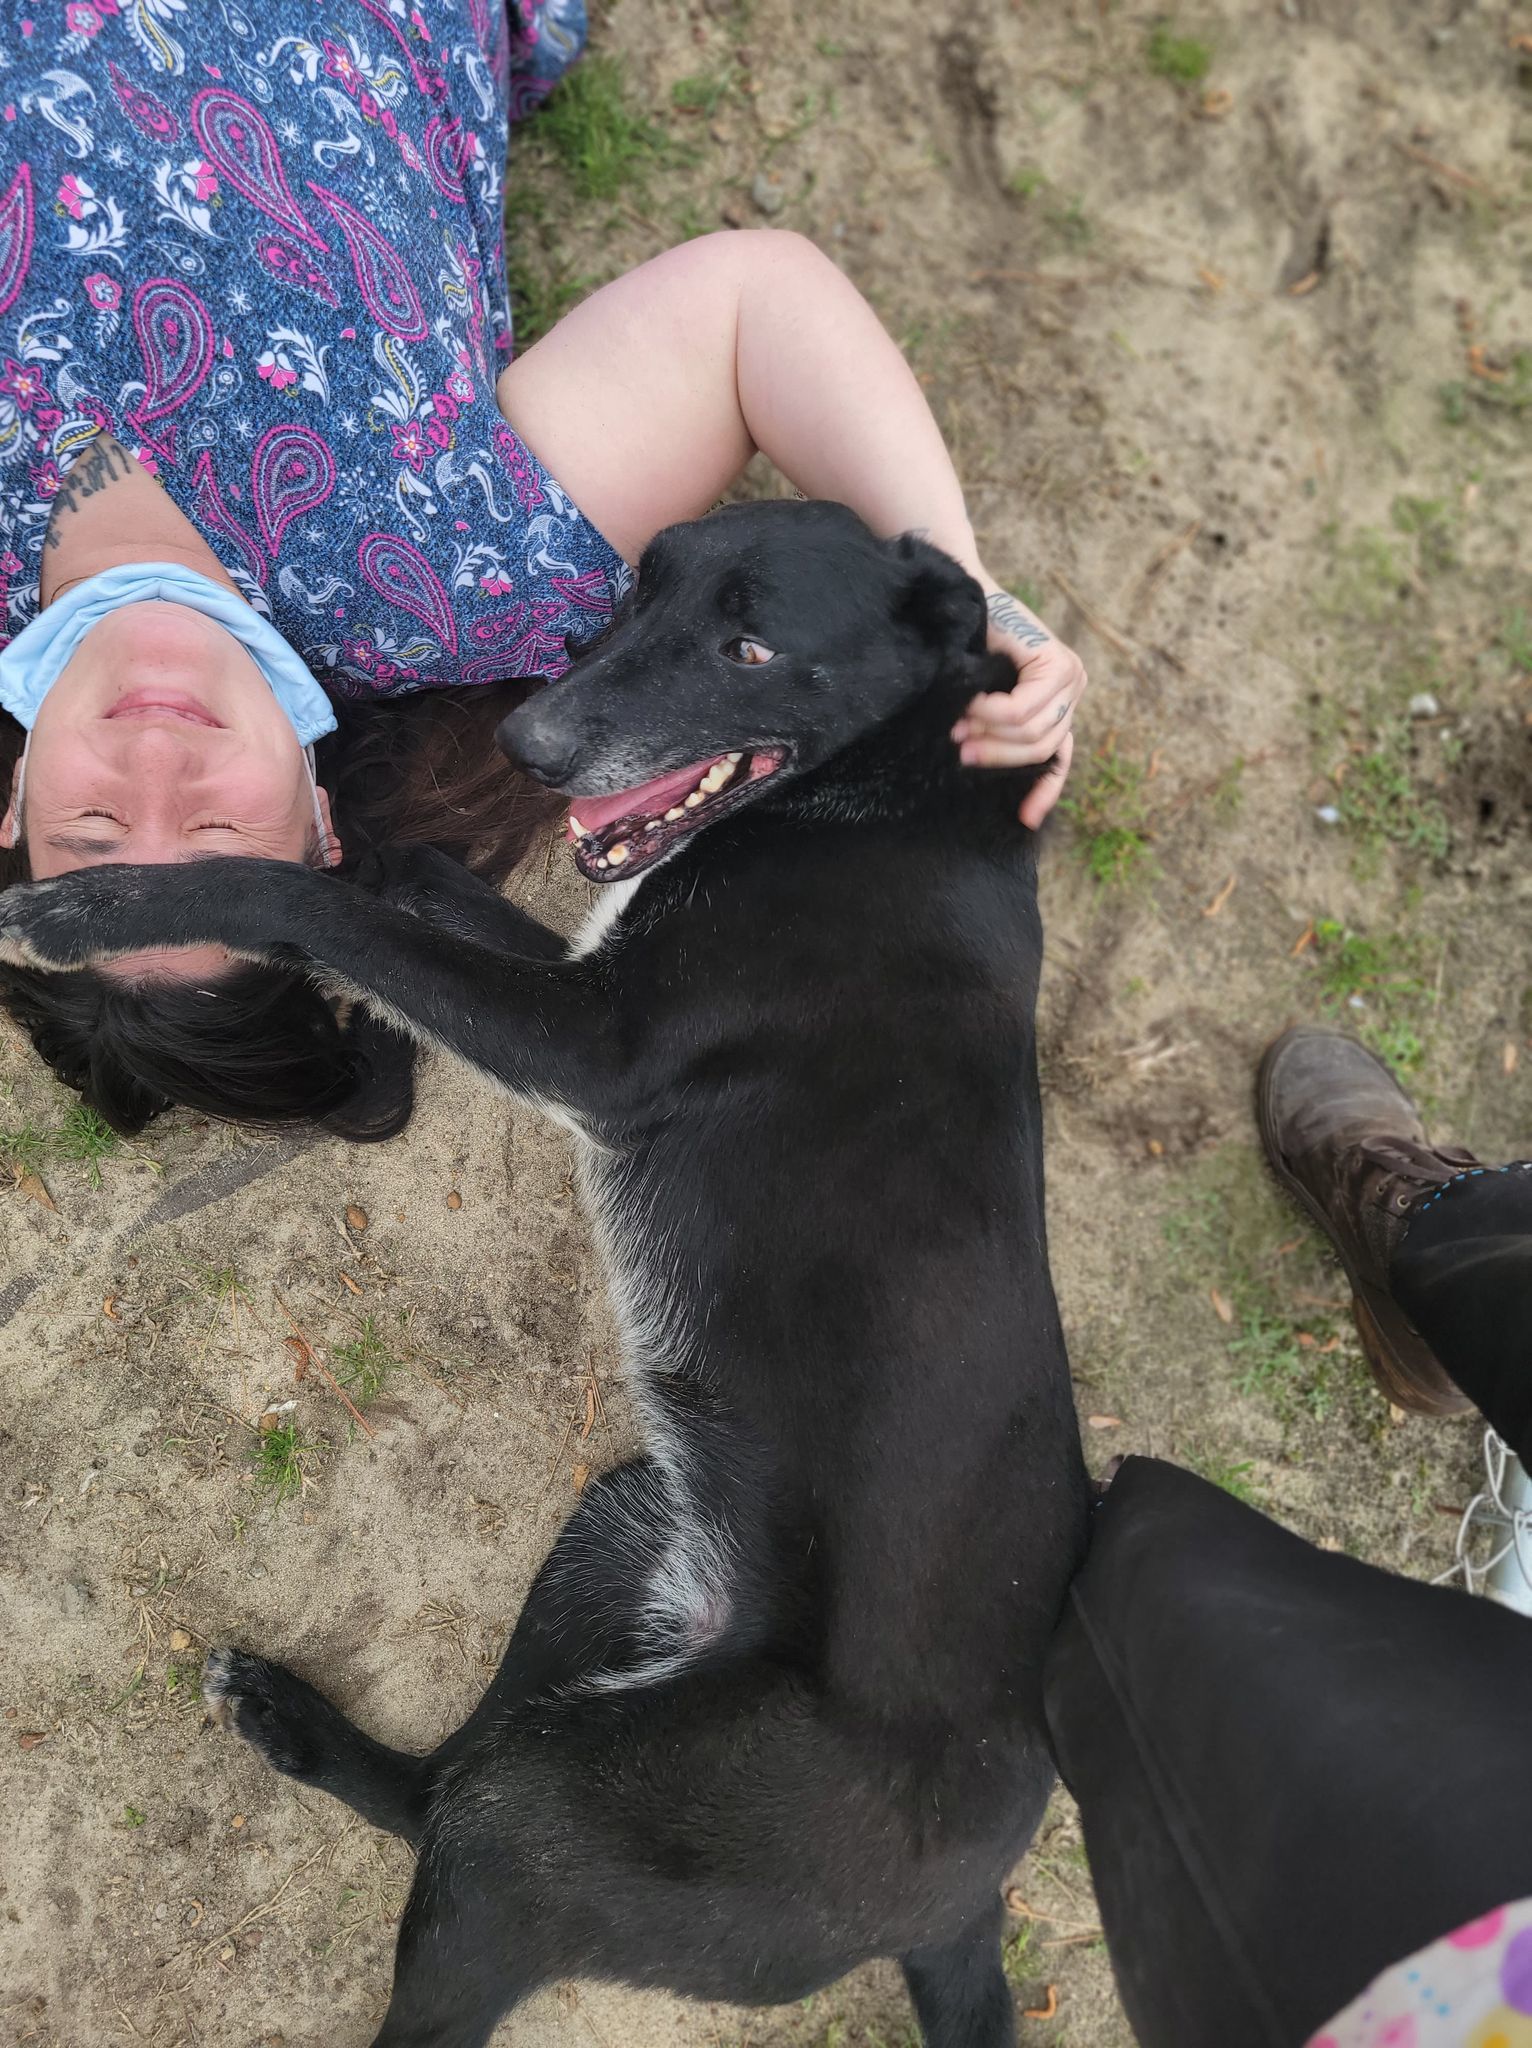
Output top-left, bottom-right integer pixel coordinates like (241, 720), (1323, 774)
(497, 232), (1084, 827)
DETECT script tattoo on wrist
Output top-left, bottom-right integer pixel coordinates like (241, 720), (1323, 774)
(43, 433), (135, 549)
(985, 589), (1051, 650)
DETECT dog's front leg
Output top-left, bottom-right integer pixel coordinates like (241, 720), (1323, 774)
(350, 844), (570, 961)
(0, 860), (617, 1115)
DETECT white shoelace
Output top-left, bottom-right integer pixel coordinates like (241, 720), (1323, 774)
(1433, 1427), (1532, 1612)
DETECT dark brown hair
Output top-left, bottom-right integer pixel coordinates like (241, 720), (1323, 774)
(0, 680), (561, 1140)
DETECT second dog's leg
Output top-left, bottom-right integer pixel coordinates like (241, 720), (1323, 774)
(202, 1649), (430, 1841)
(901, 1900), (1016, 2048)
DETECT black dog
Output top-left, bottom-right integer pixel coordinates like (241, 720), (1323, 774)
(0, 502), (1089, 2048)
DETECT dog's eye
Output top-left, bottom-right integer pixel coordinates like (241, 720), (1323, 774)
(722, 637), (776, 666)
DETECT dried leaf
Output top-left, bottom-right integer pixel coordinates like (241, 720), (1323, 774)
(169, 1629), (193, 1652)
(1209, 1288), (1234, 1325)
(1296, 1332), (1317, 1351)
(18, 1731), (48, 1749)
(340, 1271), (363, 1297)
(102, 1295), (121, 1322)
(1199, 87), (1233, 118)
(1023, 1986), (1059, 2021)
(571, 1464), (591, 1494)
(345, 1204), (369, 1232)
(1291, 921), (1316, 957)
(1388, 1402), (1407, 1425)
(1086, 1414), (1123, 1430)
(14, 1168), (56, 1213)
(1146, 1137), (1165, 1158)
(446, 1191), (463, 1212)
(1504, 1041), (1519, 1077)
(1202, 874), (1237, 918)
(1288, 268), (1322, 297)
(1196, 265), (1226, 293)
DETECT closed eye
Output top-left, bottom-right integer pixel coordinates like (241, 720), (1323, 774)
(722, 636), (776, 666)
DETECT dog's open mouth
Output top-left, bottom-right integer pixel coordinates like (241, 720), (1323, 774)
(567, 747), (787, 881)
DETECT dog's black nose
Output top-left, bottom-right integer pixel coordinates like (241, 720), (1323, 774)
(498, 703), (579, 787)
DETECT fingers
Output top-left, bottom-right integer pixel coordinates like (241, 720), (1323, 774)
(1019, 731), (1073, 830)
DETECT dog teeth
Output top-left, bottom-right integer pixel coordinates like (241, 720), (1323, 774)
(570, 815), (593, 838)
(699, 759), (736, 795)
(607, 842), (630, 865)
(645, 819), (663, 833)
(726, 752), (742, 764)
(665, 806), (684, 822)
(684, 791), (704, 809)
(596, 857), (609, 870)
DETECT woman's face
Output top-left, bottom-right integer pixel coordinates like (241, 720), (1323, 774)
(1, 602), (334, 979)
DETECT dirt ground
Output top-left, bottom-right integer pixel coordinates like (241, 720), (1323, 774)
(5, 1), (1532, 2043)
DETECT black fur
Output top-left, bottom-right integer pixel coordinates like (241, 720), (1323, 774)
(0, 501), (1089, 2048)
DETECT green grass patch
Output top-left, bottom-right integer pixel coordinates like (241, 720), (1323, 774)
(1334, 720), (1449, 868)
(1439, 351), (1532, 426)
(120, 1804), (147, 1829)
(1146, 23), (1213, 84)
(671, 67), (736, 117)
(1163, 1145), (1351, 1425)
(1006, 575), (1048, 616)
(1006, 164), (1048, 201)
(0, 1102), (123, 1187)
(1310, 917), (1434, 1072)
(536, 56), (667, 201)
(1060, 744), (1157, 888)
(1499, 607), (1532, 675)
(331, 1316), (399, 1406)
(252, 1419), (324, 1506)
(1184, 1449), (1262, 1508)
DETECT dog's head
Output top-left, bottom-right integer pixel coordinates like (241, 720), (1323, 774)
(498, 501), (988, 883)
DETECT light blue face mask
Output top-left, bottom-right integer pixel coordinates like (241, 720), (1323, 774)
(0, 561), (337, 856)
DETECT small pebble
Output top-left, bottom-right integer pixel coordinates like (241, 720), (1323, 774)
(169, 1629), (192, 1652)
(345, 1204), (369, 1233)
(751, 170), (786, 216)
(1408, 692), (1441, 718)
(1314, 804), (1341, 825)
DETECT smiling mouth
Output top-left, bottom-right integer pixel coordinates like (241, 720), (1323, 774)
(567, 747), (788, 881)
(107, 690), (223, 727)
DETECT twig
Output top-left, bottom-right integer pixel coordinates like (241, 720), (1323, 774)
(1393, 139), (1490, 193)
(1202, 874), (1237, 918)
(1130, 517), (1203, 616)
(172, 1824), (357, 1981)
(272, 1292), (376, 1441)
(1050, 571), (1149, 682)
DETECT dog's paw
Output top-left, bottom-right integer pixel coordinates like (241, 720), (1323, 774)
(203, 1647), (331, 1781)
(0, 874), (118, 972)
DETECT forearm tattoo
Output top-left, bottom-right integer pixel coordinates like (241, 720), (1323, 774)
(986, 589), (1051, 650)
(43, 433), (135, 549)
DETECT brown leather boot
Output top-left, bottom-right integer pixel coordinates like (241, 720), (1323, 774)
(1256, 1027), (1478, 1417)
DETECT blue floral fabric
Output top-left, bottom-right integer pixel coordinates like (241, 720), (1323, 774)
(0, 0), (628, 694)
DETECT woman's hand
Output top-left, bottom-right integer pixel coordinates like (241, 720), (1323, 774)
(951, 581), (1086, 830)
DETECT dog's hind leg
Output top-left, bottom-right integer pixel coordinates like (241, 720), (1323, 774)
(203, 1649), (430, 1843)
(368, 1857), (543, 2048)
(900, 1900), (1016, 2048)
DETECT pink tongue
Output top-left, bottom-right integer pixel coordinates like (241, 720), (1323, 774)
(567, 757), (720, 838)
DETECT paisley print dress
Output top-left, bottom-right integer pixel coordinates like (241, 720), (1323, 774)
(0, 0), (627, 693)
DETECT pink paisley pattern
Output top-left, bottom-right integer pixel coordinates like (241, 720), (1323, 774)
(0, 0), (622, 687)
(191, 88), (328, 253)
(108, 60), (179, 143)
(128, 278), (213, 442)
(189, 450), (267, 591)
(306, 183), (427, 341)
(251, 425), (336, 557)
(0, 164), (34, 322)
(358, 532), (459, 653)
(423, 114), (474, 203)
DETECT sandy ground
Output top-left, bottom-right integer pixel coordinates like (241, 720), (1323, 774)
(4, 1), (1532, 2043)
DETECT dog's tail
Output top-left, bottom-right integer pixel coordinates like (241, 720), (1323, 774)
(204, 1646), (432, 1842)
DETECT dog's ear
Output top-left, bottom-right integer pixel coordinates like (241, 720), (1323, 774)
(885, 533), (989, 656)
